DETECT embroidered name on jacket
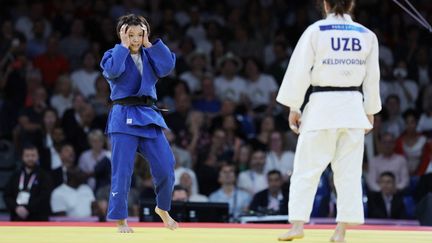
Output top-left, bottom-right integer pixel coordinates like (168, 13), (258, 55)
(322, 58), (366, 65)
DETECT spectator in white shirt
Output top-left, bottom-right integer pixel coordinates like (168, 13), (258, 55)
(78, 129), (110, 190)
(237, 150), (268, 196)
(50, 167), (95, 217)
(70, 51), (99, 98)
(50, 75), (73, 118)
(214, 52), (247, 103)
(243, 57), (278, 114)
(264, 131), (295, 182)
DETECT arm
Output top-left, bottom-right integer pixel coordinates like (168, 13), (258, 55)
(144, 39), (176, 78)
(366, 159), (380, 192)
(26, 171), (53, 213)
(276, 26), (315, 112)
(397, 157), (409, 190)
(362, 34), (381, 115)
(100, 45), (130, 80)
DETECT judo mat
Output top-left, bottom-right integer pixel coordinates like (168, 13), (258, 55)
(0, 222), (431, 243)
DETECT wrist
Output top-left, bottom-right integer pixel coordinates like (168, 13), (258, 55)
(143, 42), (152, 48)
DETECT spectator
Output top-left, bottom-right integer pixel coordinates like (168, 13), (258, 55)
(243, 57), (278, 114)
(70, 51), (99, 98)
(214, 52), (247, 103)
(366, 133), (409, 192)
(367, 172), (407, 219)
(88, 75), (111, 117)
(172, 185), (189, 202)
(417, 85), (432, 135)
(382, 95), (404, 137)
(78, 129), (109, 190)
(51, 144), (76, 188)
(209, 164), (251, 221)
(50, 167), (95, 217)
(33, 35), (69, 91)
(178, 171), (208, 202)
(49, 75), (73, 118)
(249, 170), (288, 215)
(179, 48), (209, 94)
(192, 75), (221, 115)
(395, 109), (431, 175)
(3, 144), (52, 221)
(59, 19), (90, 70)
(237, 149), (268, 195)
(264, 130), (295, 182)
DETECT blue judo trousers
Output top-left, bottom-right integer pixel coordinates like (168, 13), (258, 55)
(100, 39), (176, 220)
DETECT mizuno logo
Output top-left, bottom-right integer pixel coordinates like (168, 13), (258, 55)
(112, 192), (118, 197)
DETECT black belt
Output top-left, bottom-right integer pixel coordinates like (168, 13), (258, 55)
(311, 86), (361, 93)
(112, 96), (156, 106)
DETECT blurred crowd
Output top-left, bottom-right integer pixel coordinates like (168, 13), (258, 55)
(0, 0), (432, 224)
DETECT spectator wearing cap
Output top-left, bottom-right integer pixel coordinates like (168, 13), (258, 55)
(179, 48), (210, 94)
(214, 52), (247, 103)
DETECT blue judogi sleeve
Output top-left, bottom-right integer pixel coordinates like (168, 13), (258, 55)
(100, 44), (130, 80)
(144, 39), (176, 78)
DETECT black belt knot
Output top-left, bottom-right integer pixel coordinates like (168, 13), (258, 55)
(311, 86), (361, 93)
(112, 96), (156, 106)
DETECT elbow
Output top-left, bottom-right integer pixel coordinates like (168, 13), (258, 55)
(156, 59), (175, 77)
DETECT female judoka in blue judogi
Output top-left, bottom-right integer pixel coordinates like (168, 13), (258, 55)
(100, 14), (178, 233)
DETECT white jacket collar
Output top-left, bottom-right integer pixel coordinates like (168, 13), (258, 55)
(326, 13), (353, 22)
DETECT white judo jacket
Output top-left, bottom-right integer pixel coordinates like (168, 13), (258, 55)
(276, 14), (381, 133)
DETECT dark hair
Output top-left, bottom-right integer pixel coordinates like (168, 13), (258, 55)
(116, 14), (150, 39)
(379, 171), (395, 181)
(22, 143), (38, 153)
(402, 108), (420, 121)
(267, 170), (282, 178)
(324, 0), (354, 16)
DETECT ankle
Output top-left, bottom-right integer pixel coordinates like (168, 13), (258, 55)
(291, 221), (305, 231)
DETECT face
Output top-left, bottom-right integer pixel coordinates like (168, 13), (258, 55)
(218, 165), (236, 185)
(127, 25), (144, 54)
(22, 148), (39, 169)
(379, 175), (396, 195)
(83, 52), (96, 69)
(172, 189), (188, 202)
(261, 116), (275, 133)
(270, 132), (283, 150)
(238, 146), (251, 163)
(179, 172), (193, 189)
(60, 145), (75, 168)
(250, 151), (266, 172)
(245, 59), (259, 77)
(43, 110), (57, 129)
(89, 135), (104, 151)
(267, 173), (282, 193)
(381, 134), (396, 156)
(405, 115), (417, 132)
(385, 97), (400, 116)
(221, 60), (238, 76)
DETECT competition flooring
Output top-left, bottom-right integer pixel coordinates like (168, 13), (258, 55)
(0, 222), (431, 243)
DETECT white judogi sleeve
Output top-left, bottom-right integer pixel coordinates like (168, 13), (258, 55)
(276, 27), (315, 111)
(362, 34), (381, 115)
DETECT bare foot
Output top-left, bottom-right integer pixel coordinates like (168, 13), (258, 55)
(117, 219), (134, 233)
(155, 206), (178, 230)
(278, 229), (304, 241)
(278, 221), (304, 241)
(330, 223), (346, 242)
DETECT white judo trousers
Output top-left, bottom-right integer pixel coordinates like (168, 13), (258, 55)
(288, 128), (365, 224)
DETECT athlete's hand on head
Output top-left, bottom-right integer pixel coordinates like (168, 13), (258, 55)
(120, 24), (130, 49)
(141, 24), (152, 48)
(289, 109), (301, 135)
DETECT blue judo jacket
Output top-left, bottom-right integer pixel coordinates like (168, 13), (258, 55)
(100, 39), (175, 138)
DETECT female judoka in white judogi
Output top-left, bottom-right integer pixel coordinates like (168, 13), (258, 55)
(276, 0), (381, 241)
(100, 14), (178, 233)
